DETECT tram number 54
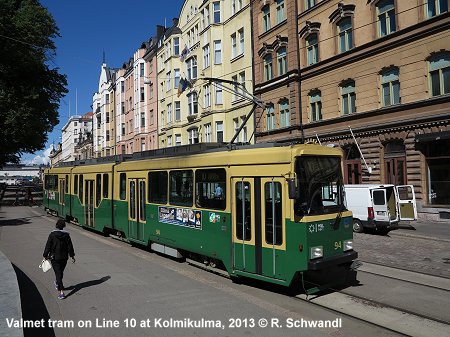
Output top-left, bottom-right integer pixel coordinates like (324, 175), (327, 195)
(334, 241), (342, 250)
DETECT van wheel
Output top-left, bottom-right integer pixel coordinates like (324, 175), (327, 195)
(353, 219), (364, 233)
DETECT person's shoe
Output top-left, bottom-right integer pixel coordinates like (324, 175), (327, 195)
(54, 281), (58, 290)
(58, 293), (65, 300)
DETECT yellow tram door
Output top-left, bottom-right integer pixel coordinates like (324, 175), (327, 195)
(58, 178), (65, 216)
(231, 178), (256, 273)
(128, 178), (146, 242)
(260, 178), (285, 280)
(84, 180), (95, 227)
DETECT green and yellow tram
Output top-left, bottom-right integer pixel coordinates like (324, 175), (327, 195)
(44, 143), (357, 292)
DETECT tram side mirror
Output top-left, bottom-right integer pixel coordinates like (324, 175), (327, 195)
(288, 179), (298, 199)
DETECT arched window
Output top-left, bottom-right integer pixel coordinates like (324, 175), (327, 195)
(266, 104), (275, 131)
(376, 0), (396, 37)
(340, 80), (356, 114)
(279, 99), (290, 127)
(337, 17), (353, 53)
(384, 141), (406, 185)
(306, 34), (319, 65)
(428, 52), (450, 97)
(309, 91), (322, 122)
(264, 54), (273, 81)
(277, 47), (287, 76)
(380, 67), (400, 106)
(344, 145), (362, 184)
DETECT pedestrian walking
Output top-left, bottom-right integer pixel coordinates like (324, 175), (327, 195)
(43, 219), (76, 299)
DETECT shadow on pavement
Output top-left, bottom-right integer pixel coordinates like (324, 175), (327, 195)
(0, 218), (31, 227)
(13, 264), (55, 337)
(65, 276), (111, 298)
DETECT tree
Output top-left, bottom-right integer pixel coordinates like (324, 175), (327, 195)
(0, 0), (67, 166)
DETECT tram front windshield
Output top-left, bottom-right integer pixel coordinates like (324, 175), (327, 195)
(294, 156), (345, 216)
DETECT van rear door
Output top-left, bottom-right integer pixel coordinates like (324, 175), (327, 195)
(371, 189), (391, 222)
(396, 185), (418, 221)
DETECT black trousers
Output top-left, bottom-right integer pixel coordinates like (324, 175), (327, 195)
(51, 259), (68, 291)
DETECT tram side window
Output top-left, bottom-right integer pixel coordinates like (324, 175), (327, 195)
(195, 169), (226, 210)
(65, 175), (69, 193)
(103, 174), (109, 198)
(96, 174), (101, 207)
(235, 181), (251, 241)
(74, 175), (78, 195)
(120, 173), (126, 200)
(169, 170), (193, 207)
(79, 175), (83, 201)
(45, 175), (58, 190)
(148, 171), (168, 204)
(264, 182), (283, 245)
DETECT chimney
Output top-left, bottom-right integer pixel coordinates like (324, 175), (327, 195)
(172, 18), (179, 27)
(156, 25), (165, 39)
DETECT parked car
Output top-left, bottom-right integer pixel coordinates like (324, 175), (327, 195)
(344, 184), (417, 233)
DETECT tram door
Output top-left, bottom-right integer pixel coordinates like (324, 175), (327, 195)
(58, 178), (65, 216)
(128, 178), (146, 242)
(84, 180), (95, 227)
(232, 177), (285, 279)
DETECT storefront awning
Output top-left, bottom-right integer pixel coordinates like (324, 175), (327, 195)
(415, 131), (450, 143)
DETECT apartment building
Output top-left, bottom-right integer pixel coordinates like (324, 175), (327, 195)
(252, 0), (450, 220)
(93, 63), (116, 157)
(60, 113), (93, 162)
(157, 0), (254, 147)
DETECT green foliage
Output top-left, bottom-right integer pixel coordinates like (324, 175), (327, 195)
(0, 0), (68, 166)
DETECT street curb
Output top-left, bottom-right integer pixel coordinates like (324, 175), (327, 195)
(389, 231), (450, 243)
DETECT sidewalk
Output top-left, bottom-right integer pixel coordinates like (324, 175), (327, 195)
(390, 219), (450, 242)
(0, 249), (23, 337)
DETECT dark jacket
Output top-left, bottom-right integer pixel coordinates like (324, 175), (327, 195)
(43, 230), (75, 261)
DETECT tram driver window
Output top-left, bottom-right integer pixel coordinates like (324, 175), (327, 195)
(195, 169), (226, 210)
(169, 170), (193, 207)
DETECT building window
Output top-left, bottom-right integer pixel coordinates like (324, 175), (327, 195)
(239, 29), (244, 55)
(167, 135), (172, 147)
(140, 63), (144, 77)
(204, 84), (211, 108)
(166, 71), (171, 91)
(263, 6), (271, 32)
(309, 91), (322, 122)
(205, 123), (212, 142)
(427, 0), (448, 18)
(279, 100), (290, 127)
(338, 17), (353, 53)
(266, 104), (275, 131)
(141, 112), (145, 127)
(216, 121), (223, 142)
(106, 130), (110, 141)
(231, 33), (237, 58)
(213, 1), (221, 23)
(264, 54), (273, 81)
(305, 0), (316, 10)
(203, 44), (210, 69)
(174, 69), (180, 88)
(232, 75), (238, 101)
(204, 5), (210, 27)
(377, 0), (396, 37)
(214, 40), (222, 64)
(277, 47), (287, 76)
(429, 52), (450, 97)
(215, 82), (223, 104)
(233, 118), (240, 142)
(121, 123), (125, 136)
(121, 81), (124, 93)
(239, 71), (246, 97)
(167, 103), (172, 124)
(173, 37), (180, 55)
(141, 139), (146, 151)
(188, 128), (199, 144)
(140, 87), (144, 101)
(241, 116), (247, 142)
(380, 68), (400, 106)
(175, 101), (181, 121)
(276, 0), (285, 24)
(187, 92), (198, 115)
(187, 57), (197, 80)
(306, 34), (319, 65)
(341, 80), (356, 114)
(175, 134), (181, 146)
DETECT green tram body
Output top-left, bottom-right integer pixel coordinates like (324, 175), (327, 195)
(43, 143), (357, 291)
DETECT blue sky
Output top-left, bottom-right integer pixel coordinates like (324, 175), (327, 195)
(22, 0), (184, 164)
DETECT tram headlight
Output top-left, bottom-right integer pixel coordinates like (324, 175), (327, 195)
(310, 246), (323, 259)
(343, 240), (353, 251)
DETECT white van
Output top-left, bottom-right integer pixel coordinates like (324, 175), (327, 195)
(344, 184), (417, 233)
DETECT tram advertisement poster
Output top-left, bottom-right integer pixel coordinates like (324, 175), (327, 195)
(159, 206), (202, 229)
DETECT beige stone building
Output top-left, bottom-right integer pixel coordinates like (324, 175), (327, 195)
(157, 0), (254, 147)
(252, 0), (450, 220)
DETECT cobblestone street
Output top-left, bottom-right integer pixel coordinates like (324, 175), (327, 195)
(354, 232), (450, 278)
